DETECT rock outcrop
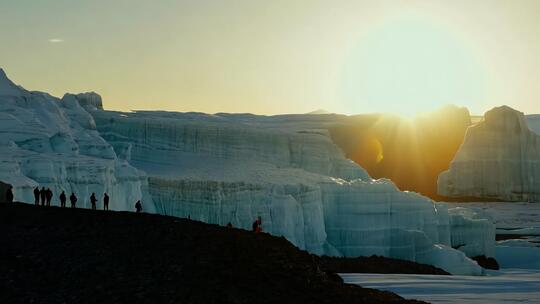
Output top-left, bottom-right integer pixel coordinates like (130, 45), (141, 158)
(0, 181), (12, 203)
(0, 203), (427, 304)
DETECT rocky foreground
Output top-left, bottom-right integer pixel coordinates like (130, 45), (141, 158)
(0, 203), (432, 304)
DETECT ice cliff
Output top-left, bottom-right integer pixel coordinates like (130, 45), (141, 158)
(87, 106), (492, 275)
(527, 115), (540, 135)
(439, 106), (540, 202)
(0, 69), (493, 275)
(0, 69), (154, 211)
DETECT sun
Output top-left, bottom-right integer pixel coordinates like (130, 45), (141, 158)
(341, 14), (486, 117)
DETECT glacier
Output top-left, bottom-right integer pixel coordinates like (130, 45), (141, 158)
(0, 68), (493, 275)
(438, 106), (540, 202)
(527, 114), (540, 135)
(0, 69), (154, 212)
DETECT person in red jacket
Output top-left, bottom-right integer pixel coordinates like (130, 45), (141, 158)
(252, 216), (263, 233)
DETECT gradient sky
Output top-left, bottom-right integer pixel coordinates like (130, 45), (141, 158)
(1, 0), (540, 116)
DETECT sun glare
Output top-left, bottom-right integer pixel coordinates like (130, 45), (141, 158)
(342, 15), (486, 117)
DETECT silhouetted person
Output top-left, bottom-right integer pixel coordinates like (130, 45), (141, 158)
(226, 222), (233, 228)
(45, 188), (53, 206)
(70, 192), (77, 208)
(40, 187), (46, 206)
(33, 187), (40, 205)
(59, 191), (67, 208)
(251, 218), (257, 232)
(90, 193), (97, 210)
(135, 200), (142, 213)
(252, 216), (262, 233)
(103, 193), (109, 211)
(6, 186), (14, 203)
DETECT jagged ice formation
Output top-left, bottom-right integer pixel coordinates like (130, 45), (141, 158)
(439, 106), (540, 202)
(0, 69), (494, 275)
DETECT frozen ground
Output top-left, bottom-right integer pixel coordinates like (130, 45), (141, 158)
(342, 269), (540, 304)
(343, 202), (540, 303)
(450, 202), (540, 243)
(451, 202), (540, 269)
(449, 202), (540, 230)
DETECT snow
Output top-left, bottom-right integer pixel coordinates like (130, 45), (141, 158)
(88, 104), (494, 274)
(448, 202), (540, 230)
(86, 106), (492, 274)
(0, 70), (154, 211)
(0, 69), (29, 97)
(445, 206), (495, 258)
(341, 270), (540, 304)
(496, 227), (540, 235)
(0, 69), (494, 275)
(497, 239), (538, 247)
(439, 106), (540, 202)
(526, 114), (540, 135)
(496, 246), (540, 269)
(450, 202), (540, 270)
(342, 202), (540, 302)
(449, 202), (540, 237)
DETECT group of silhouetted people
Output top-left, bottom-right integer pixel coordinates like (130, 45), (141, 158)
(5, 186), (265, 231)
(28, 186), (141, 212)
(29, 187), (121, 211)
(4, 186), (142, 212)
(33, 187), (54, 206)
(33, 187), (81, 208)
(224, 216), (263, 232)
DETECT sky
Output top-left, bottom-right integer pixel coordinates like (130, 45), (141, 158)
(1, 0), (540, 116)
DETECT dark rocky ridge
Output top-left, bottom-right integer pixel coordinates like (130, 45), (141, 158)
(0, 181), (10, 203)
(0, 203), (428, 304)
(319, 256), (449, 275)
(471, 255), (500, 270)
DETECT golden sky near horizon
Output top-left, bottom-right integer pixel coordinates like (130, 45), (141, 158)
(1, 0), (540, 116)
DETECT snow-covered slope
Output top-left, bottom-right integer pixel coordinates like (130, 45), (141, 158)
(0, 69), (493, 275)
(438, 106), (540, 202)
(0, 69), (28, 97)
(0, 69), (154, 211)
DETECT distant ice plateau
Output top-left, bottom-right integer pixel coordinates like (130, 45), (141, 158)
(343, 202), (540, 303)
(0, 68), (494, 275)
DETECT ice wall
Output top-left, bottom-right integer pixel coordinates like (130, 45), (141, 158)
(439, 106), (540, 202)
(0, 68), (494, 275)
(86, 105), (492, 275)
(90, 110), (369, 181)
(0, 69), (153, 211)
(527, 115), (540, 135)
